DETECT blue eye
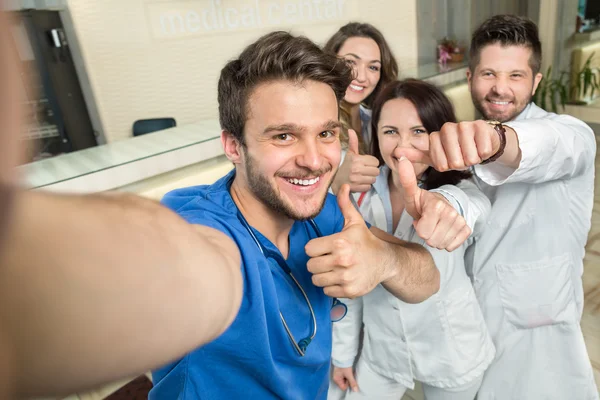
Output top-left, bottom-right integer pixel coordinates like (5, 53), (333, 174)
(413, 129), (427, 135)
(383, 129), (397, 135)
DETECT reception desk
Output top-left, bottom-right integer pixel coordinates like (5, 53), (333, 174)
(19, 120), (232, 199)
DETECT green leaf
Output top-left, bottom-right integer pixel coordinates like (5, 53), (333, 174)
(540, 80), (548, 110)
(558, 85), (568, 110)
(584, 69), (592, 97)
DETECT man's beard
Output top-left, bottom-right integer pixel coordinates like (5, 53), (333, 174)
(472, 90), (532, 122)
(243, 149), (332, 221)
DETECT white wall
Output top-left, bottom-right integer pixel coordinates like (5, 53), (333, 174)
(63, 0), (419, 142)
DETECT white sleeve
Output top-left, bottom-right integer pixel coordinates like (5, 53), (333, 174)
(474, 116), (596, 185)
(431, 178), (491, 237)
(331, 296), (363, 368)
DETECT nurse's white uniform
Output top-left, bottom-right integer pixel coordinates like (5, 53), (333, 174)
(329, 168), (495, 400)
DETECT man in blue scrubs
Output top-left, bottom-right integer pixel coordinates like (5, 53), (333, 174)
(150, 31), (468, 399)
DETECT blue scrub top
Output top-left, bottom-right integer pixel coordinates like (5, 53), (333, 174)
(150, 169), (345, 400)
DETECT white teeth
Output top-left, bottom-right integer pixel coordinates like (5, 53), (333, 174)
(491, 101), (509, 105)
(350, 84), (364, 91)
(288, 177), (320, 186)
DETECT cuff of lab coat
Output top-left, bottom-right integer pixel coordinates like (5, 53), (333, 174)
(473, 121), (537, 186)
(431, 188), (465, 216)
(332, 358), (356, 368)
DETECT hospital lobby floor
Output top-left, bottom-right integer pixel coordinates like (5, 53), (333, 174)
(403, 124), (600, 400)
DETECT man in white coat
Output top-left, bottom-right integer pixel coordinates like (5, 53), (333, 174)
(396, 14), (599, 400)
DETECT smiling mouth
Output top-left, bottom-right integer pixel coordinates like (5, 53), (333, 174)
(349, 84), (365, 92)
(286, 176), (321, 186)
(487, 99), (512, 106)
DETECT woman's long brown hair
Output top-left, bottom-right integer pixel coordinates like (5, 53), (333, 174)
(324, 22), (399, 153)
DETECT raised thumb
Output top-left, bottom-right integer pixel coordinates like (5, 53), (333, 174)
(348, 128), (360, 154)
(337, 184), (363, 227)
(397, 156), (421, 219)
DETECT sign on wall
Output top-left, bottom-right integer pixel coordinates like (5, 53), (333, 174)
(146, 0), (355, 38)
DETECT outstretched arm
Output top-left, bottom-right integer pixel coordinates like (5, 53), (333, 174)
(0, 190), (242, 398)
(477, 116), (596, 185)
(368, 226), (440, 303)
(399, 117), (596, 186)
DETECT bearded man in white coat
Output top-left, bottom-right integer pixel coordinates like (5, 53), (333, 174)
(396, 14), (599, 400)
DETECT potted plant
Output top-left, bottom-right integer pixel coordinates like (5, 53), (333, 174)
(437, 37), (465, 64)
(533, 53), (600, 113)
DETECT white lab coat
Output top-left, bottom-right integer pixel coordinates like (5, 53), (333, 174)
(468, 103), (599, 399)
(331, 166), (496, 392)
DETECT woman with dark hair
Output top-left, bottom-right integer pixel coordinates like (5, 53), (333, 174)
(329, 79), (495, 400)
(325, 22), (398, 195)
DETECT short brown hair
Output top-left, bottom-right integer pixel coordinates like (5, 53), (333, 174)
(469, 14), (542, 75)
(370, 79), (471, 190)
(218, 31), (353, 144)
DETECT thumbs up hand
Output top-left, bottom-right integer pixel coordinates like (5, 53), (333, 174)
(306, 184), (386, 299)
(397, 157), (471, 251)
(331, 129), (379, 194)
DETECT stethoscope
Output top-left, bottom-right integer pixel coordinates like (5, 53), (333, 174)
(237, 210), (319, 356)
(236, 209), (347, 356)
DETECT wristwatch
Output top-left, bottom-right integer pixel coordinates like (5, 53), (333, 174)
(480, 120), (507, 165)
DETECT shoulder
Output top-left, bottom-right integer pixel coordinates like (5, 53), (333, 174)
(511, 103), (594, 147)
(161, 171), (239, 237)
(523, 102), (549, 118)
(525, 103), (590, 128)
